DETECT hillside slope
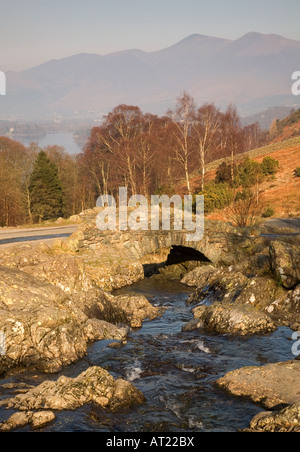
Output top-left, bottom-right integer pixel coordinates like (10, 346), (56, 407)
(255, 144), (300, 217)
(205, 137), (300, 220)
(269, 109), (300, 142)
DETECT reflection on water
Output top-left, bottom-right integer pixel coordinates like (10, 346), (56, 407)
(13, 132), (83, 155)
(0, 277), (295, 432)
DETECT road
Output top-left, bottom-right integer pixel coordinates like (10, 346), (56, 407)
(263, 218), (300, 231)
(0, 225), (78, 248)
(0, 217), (299, 249)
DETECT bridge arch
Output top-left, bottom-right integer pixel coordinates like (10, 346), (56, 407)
(120, 228), (227, 269)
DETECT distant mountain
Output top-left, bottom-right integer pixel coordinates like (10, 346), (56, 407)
(241, 106), (297, 130)
(1, 32), (300, 120)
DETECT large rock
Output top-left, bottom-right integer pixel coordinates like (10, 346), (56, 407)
(83, 318), (127, 343)
(246, 401), (300, 432)
(181, 265), (221, 288)
(234, 276), (286, 311)
(72, 288), (161, 329)
(22, 253), (94, 294)
(0, 266), (127, 374)
(184, 266), (250, 306)
(0, 238), (145, 294)
(183, 270), (287, 335)
(284, 285), (300, 324)
(260, 284), (300, 330)
(0, 243), (52, 269)
(269, 240), (300, 289)
(0, 411), (56, 432)
(183, 303), (276, 336)
(0, 265), (86, 374)
(4, 244), (158, 328)
(287, 284), (300, 313)
(107, 294), (162, 329)
(0, 366), (145, 413)
(216, 360), (300, 409)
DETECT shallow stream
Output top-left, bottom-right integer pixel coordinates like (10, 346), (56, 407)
(0, 277), (295, 432)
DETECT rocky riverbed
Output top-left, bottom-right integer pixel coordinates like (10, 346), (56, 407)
(0, 212), (299, 432)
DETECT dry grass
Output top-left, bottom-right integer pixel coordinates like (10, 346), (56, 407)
(204, 138), (300, 220)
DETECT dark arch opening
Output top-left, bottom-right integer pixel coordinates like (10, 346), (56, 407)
(143, 245), (211, 277)
(166, 246), (211, 266)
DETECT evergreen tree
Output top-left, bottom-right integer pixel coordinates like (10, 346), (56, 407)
(29, 151), (64, 222)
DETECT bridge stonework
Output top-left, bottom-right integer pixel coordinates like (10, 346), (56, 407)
(81, 213), (241, 267)
(61, 209), (260, 291)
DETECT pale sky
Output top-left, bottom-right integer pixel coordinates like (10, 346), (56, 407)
(1, 0), (300, 71)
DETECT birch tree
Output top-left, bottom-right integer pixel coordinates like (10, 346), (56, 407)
(194, 104), (222, 191)
(169, 92), (196, 195)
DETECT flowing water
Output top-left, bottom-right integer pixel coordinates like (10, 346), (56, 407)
(0, 276), (295, 432)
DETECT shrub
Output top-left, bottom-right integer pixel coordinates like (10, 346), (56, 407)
(230, 156), (279, 189)
(234, 188), (251, 202)
(234, 158), (264, 188)
(262, 205), (275, 218)
(294, 167), (300, 177)
(215, 162), (236, 184)
(261, 156), (279, 176)
(227, 190), (264, 228)
(198, 182), (233, 214)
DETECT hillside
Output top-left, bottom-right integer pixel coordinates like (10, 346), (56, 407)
(253, 143), (300, 217)
(205, 136), (300, 220)
(241, 106), (297, 130)
(269, 108), (300, 142)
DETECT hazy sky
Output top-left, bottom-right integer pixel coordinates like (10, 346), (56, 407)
(1, 0), (300, 71)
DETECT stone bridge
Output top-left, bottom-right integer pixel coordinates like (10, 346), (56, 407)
(0, 208), (256, 295)
(74, 210), (245, 283)
(82, 224), (235, 264)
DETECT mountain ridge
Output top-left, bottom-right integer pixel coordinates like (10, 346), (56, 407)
(2, 32), (300, 119)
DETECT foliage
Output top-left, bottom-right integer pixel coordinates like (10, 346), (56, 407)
(29, 151), (64, 222)
(294, 167), (300, 177)
(215, 156), (279, 191)
(262, 205), (275, 218)
(83, 97), (265, 199)
(0, 94), (272, 226)
(234, 188), (251, 201)
(227, 190), (264, 228)
(234, 157), (264, 188)
(198, 182), (234, 214)
(215, 162), (236, 184)
(0, 137), (35, 226)
(261, 156), (279, 176)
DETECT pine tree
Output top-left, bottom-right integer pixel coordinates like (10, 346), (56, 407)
(29, 151), (64, 222)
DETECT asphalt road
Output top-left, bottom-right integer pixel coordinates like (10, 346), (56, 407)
(263, 218), (300, 231)
(0, 225), (78, 247)
(0, 217), (299, 249)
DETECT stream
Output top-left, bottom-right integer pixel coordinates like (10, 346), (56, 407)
(0, 276), (295, 432)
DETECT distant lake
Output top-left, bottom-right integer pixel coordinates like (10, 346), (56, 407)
(16, 132), (83, 155)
